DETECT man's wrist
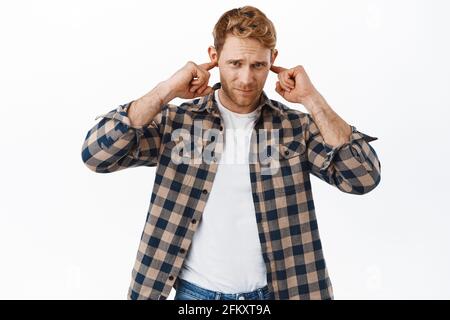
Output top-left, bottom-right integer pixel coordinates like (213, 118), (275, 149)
(301, 90), (327, 114)
(154, 80), (174, 105)
(128, 84), (169, 127)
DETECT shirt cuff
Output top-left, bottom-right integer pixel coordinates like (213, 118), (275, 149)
(94, 101), (146, 158)
(94, 101), (135, 126)
(320, 125), (378, 172)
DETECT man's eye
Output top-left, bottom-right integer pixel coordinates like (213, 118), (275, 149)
(231, 61), (241, 66)
(254, 63), (264, 68)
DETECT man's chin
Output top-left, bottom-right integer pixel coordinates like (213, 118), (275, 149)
(233, 97), (256, 108)
(232, 92), (260, 107)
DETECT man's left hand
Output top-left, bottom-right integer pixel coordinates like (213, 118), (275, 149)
(270, 65), (319, 105)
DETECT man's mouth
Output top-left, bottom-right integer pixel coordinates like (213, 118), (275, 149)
(235, 88), (255, 94)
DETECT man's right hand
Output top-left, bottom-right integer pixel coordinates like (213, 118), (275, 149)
(164, 60), (217, 100)
(127, 60), (217, 128)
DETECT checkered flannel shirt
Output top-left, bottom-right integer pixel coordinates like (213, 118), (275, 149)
(81, 82), (381, 300)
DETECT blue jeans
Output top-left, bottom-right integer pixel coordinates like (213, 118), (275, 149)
(174, 278), (274, 300)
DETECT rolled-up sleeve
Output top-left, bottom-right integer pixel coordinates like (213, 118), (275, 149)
(81, 101), (164, 173)
(305, 114), (381, 195)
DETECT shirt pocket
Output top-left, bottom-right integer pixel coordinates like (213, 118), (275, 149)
(279, 139), (306, 160)
(274, 139), (308, 195)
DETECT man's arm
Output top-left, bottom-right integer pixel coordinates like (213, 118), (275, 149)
(80, 93), (166, 173)
(304, 113), (381, 195)
(272, 64), (351, 146)
(81, 61), (217, 173)
(272, 64), (381, 194)
(301, 91), (352, 148)
(127, 82), (173, 128)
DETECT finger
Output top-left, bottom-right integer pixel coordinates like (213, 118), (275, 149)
(277, 70), (294, 88)
(278, 77), (291, 92)
(190, 72), (209, 92)
(275, 81), (284, 96)
(196, 86), (213, 96)
(286, 78), (295, 88)
(190, 82), (203, 92)
(283, 73), (295, 88)
(196, 83), (208, 95)
(270, 64), (286, 74)
(199, 61), (218, 71)
(189, 81), (201, 89)
(281, 73), (295, 90)
(190, 83), (204, 92)
(195, 68), (210, 83)
(190, 78), (202, 84)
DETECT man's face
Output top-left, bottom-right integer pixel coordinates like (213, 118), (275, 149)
(209, 35), (277, 111)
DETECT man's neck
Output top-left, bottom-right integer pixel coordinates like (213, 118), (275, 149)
(218, 88), (261, 114)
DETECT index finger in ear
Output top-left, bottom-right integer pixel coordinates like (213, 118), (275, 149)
(270, 65), (286, 74)
(199, 61), (218, 71)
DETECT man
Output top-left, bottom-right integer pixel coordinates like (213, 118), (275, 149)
(81, 6), (381, 300)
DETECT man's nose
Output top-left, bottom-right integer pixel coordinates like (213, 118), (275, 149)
(238, 67), (255, 87)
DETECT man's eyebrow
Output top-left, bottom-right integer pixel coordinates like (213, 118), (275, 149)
(226, 59), (268, 65)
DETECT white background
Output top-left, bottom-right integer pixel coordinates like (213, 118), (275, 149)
(1, 0), (449, 299)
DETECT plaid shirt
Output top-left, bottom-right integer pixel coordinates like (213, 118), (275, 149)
(81, 82), (381, 300)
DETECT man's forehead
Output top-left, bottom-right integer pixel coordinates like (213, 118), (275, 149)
(223, 35), (270, 52)
(220, 37), (271, 60)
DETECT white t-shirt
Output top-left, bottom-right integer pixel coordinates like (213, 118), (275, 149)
(178, 90), (268, 293)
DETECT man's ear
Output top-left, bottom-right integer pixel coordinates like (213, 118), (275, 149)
(270, 49), (278, 66)
(208, 46), (219, 65)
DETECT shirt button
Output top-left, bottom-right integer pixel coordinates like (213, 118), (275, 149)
(219, 125), (224, 131)
(202, 189), (208, 195)
(168, 275), (174, 281)
(180, 248), (186, 254)
(191, 219), (197, 224)
(284, 150), (290, 156)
